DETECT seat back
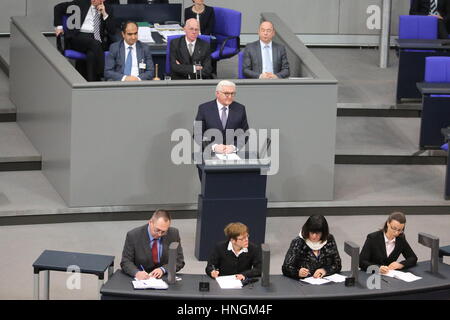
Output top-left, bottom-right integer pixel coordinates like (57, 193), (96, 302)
(165, 35), (211, 75)
(425, 56), (450, 82)
(399, 15), (438, 39)
(238, 50), (244, 79)
(211, 7), (241, 60)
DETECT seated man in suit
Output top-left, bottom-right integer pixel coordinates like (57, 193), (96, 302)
(120, 209), (185, 280)
(194, 80), (249, 155)
(104, 21), (154, 81)
(410, 0), (450, 38)
(54, 0), (116, 81)
(243, 21), (290, 79)
(169, 18), (213, 80)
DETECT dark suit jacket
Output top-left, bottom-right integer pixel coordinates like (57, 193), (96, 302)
(410, 0), (450, 18)
(169, 36), (212, 80)
(243, 40), (290, 79)
(194, 99), (249, 151)
(54, 0), (116, 47)
(120, 224), (185, 278)
(205, 241), (262, 279)
(105, 40), (155, 80)
(359, 230), (418, 271)
(184, 5), (215, 35)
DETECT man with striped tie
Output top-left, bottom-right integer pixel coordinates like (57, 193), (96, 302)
(54, 0), (116, 81)
(410, 0), (450, 39)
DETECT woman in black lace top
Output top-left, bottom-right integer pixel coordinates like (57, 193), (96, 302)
(282, 215), (342, 280)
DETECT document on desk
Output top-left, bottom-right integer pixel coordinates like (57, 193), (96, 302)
(383, 270), (422, 282)
(324, 273), (347, 283)
(216, 275), (243, 289)
(132, 278), (168, 290)
(158, 30), (186, 40)
(138, 26), (155, 43)
(300, 277), (331, 285)
(215, 153), (241, 161)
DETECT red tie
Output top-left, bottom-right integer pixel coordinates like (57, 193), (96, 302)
(152, 240), (159, 264)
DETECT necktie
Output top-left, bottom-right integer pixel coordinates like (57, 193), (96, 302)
(263, 45), (273, 73)
(221, 106), (228, 130)
(430, 0), (438, 15)
(124, 46), (132, 76)
(93, 9), (102, 42)
(188, 42), (194, 56)
(152, 239), (159, 264)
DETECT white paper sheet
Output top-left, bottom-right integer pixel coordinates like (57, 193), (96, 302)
(300, 276), (331, 285)
(138, 26), (155, 43)
(324, 273), (347, 283)
(216, 275), (243, 289)
(215, 153), (241, 161)
(384, 270), (422, 282)
(132, 278), (168, 289)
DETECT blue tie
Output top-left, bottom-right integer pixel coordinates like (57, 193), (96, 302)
(124, 46), (133, 76)
(263, 45), (273, 73)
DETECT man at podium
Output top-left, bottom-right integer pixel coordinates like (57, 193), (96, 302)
(194, 80), (249, 155)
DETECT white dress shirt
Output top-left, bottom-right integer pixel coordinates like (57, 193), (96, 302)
(227, 241), (248, 257)
(80, 6), (108, 33)
(212, 100), (232, 153)
(121, 42), (141, 81)
(384, 233), (396, 257)
(259, 40), (273, 77)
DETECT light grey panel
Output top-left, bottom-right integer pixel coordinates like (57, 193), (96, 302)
(196, 0), (340, 34)
(69, 83), (336, 206)
(339, 0), (410, 36)
(0, 0), (26, 33)
(26, 0), (67, 33)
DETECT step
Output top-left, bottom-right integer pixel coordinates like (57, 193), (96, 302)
(335, 117), (447, 165)
(0, 122), (41, 171)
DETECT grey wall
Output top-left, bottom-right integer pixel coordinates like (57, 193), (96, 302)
(2, 0), (410, 44)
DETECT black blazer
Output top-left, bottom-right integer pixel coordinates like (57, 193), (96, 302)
(205, 241), (262, 279)
(54, 0), (116, 46)
(359, 230), (418, 271)
(194, 99), (249, 150)
(169, 36), (212, 79)
(184, 5), (215, 35)
(120, 224), (185, 278)
(410, 0), (450, 19)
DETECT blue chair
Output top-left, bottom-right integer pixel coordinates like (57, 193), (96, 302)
(419, 56), (450, 149)
(165, 35), (211, 76)
(399, 15), (438, 40)
(238, 50), (244, 79)
(211, 7), (241, 61)
(56, 16), (87, 60)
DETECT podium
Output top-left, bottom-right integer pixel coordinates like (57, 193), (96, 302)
(195, 158), (270, 260)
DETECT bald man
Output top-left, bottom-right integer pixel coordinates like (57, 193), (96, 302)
(169, 18), (213, 79)
(243, 21), (290, 79)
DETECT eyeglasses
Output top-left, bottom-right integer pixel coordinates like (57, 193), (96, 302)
(236, 235), (249, 241)
(151, 222), (168, 236)
(220, 91), (236, 97)
(389, 224), (404, 234)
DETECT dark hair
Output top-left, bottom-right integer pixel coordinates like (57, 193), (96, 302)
(383, 211), (406, 233)
(151, 209), (171, 223)
(301, 215), (329, 242)
(224, 222), (248, 240)
(121, 21), (138, 33)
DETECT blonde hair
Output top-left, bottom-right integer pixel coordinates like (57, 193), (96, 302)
(224, 222), (248, 240)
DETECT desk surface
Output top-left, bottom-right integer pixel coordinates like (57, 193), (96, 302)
(33, 250), (114, 275)
(396, 39), (450, 49)
(417, 82), (450, 94)
(100, 261), (450, 300)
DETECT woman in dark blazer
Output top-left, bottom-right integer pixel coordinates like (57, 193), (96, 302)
(205, 222), (261, 280)
(282, 215), (342, 280)
(184, 0), (215, 35)
(359, 212), (418, 274)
